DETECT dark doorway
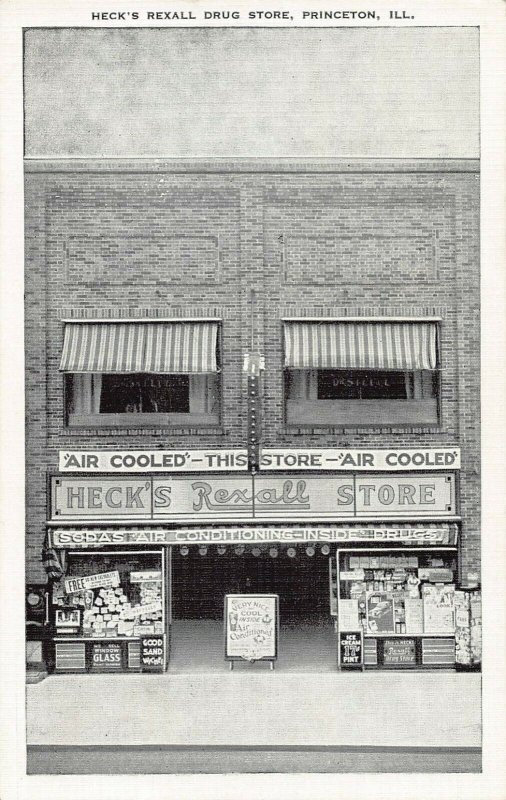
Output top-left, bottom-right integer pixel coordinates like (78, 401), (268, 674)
(171, 546), (331, 624)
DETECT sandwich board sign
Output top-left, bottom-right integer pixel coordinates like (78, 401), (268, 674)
(224, 594), (278, 668)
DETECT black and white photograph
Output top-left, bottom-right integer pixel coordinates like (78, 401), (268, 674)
(1, 2), (505, 799)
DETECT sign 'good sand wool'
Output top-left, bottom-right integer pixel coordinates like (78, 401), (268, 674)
(141, 636), (164, 671)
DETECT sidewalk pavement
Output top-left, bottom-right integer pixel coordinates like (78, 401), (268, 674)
(27, 671), (481, 749)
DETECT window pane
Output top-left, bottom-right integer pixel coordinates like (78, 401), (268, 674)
(65, 374), (75, 414)
(317, 370), (408, 400)
(59, 551), (164, 639)
(99, 374), (190, 413)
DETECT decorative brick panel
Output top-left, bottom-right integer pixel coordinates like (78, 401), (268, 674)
(284, 232), (438, 284)
(64, 234), (220, 285)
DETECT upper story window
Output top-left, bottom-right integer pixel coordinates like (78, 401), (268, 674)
(60, 321), (220, 428)
(284, 320), (440, 427)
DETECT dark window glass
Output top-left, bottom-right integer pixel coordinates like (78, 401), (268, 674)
(431, 371), (439, 398)
(317, 370), (408, 400)
(65, 374), (75, 412)
(99, 374), (189, 413)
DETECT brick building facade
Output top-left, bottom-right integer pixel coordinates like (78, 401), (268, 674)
(25, 157), (480, 671)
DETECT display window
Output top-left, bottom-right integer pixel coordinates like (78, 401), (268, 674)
(336, 547), (458, 669)
(337, 549), (457, 636)
(52, 550), (165, 639)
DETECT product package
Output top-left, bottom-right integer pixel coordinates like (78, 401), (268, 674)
(422, 584), (455, 634)
(366, 593), (395, 634)
(454, 590), (472, 664)
(339, 599), (360, 631)
(404, 598), (424, 634)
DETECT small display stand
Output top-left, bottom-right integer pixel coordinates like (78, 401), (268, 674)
(224, 594), (279, 670)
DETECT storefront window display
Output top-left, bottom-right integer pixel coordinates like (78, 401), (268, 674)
(51, 549), (167, 672)
(336, 547), (459, 668)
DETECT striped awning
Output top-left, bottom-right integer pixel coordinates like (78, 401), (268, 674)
(284, 321), (438, 371)
(59, 322), (219, 373)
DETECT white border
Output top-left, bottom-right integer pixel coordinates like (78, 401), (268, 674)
(1, 3), (505, 799)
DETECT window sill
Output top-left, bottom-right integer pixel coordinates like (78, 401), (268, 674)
(59, 427), (225, 438)
(282, 425), (443, 436)
(67, 412), (220, 429)
(285, 399), (439, 427)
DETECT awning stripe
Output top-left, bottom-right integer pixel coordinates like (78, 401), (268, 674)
(284, 322), (438, 370)
(60, 322), (218, 373)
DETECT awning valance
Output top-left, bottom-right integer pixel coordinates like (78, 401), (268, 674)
(59, 322), (219, 374)
(284, 321), (438, 371)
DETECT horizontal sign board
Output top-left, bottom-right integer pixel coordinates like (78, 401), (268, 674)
(50, 473), (456, 522)
(340, 570), (365, 581)
(130, 600), (162, 618)
(49, 524), (458, 548)
(59, 447), (460, 473)
(129, 571), (162, 583)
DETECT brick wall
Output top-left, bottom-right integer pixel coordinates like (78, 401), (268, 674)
(25, 159), (480, 584)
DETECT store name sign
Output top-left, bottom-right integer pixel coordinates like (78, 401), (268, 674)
(59, 447), (460, 473)
(50, 525), (457, 548)
(51, 473), (456, 522)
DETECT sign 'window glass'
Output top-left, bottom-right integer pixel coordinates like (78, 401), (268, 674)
(284, 321), (440, 427)
(60, 321), (220, 427)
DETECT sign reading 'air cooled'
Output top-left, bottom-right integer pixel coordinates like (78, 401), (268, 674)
(51, 474), (456, 522)
(59, 447), (460, 472)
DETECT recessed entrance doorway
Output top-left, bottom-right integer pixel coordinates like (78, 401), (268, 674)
(169, 545), (337, 673)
